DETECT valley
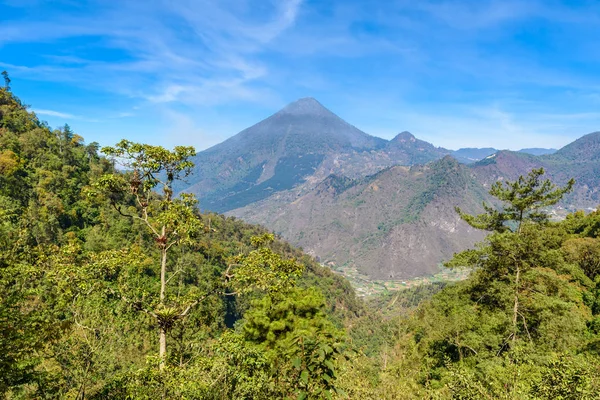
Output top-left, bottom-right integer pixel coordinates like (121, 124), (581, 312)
(330, 263), (471, 297)
(2, 77), (599, 399)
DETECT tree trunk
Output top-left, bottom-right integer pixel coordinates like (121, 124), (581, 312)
(159, 226), (167, 370)
(512, 265), (520, 343)
(159, 327), (167, 370)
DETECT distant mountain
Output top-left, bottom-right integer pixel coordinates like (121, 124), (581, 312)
(230, 134), (600, 279)
(182, 98), (386, 212)
(177, 97), (600, 280)
(305, 130), (449, 182)
(470, 150), (543, 187)
(519, 148), (557, 156)
(232, 157), (488, 279)
(470, 133), (600, 208)
(385, 131), (449, 165)
(450, 147), (556, 163)
(545, 131), (600, 162)
(451, 148), (497, 164)
(538, 132), (600, 206)
(449, 147), (558, 164)
(182, 99), (451, 213)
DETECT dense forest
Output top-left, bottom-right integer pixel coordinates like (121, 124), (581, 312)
(1, 75), (600, 399)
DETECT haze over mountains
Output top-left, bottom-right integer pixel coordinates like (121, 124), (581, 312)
(180, 98), (600, 279)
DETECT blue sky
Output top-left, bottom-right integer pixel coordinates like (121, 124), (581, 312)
(1, 0), (599, 151)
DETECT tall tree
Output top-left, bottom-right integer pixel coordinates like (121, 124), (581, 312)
(451, 168), (575, 346)
(1, 71), (10, 90)
(97, 140), (201, 369)
(96, 141), (305, 371)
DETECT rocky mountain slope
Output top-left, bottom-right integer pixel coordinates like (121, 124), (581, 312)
(470, 133), (600, 208)
(384, 131), (448, 165)
(182, 97), (561, 214)
(181, 98), (386, 212)
(233, 157), (489, 279)
(231, 137), (599, 279)
(541, 132), (600, 207)
(183, 99), (452, 213)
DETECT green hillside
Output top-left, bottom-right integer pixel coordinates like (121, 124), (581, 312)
(0, 81), (360, 398)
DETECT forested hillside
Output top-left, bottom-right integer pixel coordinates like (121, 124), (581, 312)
(2, 78), (600, 399)
(0, 78), (360, 398)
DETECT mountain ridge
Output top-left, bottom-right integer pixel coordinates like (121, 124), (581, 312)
(177, 97), (600, 279)
(183, 97), (566, 214)
(231, 156), (489, 279)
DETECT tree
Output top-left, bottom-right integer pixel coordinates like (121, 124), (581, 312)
(452, 168), (575, 344)
(95, 141), (305, 371)
(1, 71), (10, 90)
(562, 237), (600, 281)
(243, 288), (345, 399)
(0, 82), (108, 396)
(400, 171), (592, 398)
(456, 168), (574, 233)
(531, 354), (596, 400)
(96, 140), (202, 369)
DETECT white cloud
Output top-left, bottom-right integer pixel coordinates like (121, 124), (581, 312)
(1, 0), (303, 107)
(32, 109), (77, 119)
(108, 111), (135, 118)
(31, 108), (100, 123)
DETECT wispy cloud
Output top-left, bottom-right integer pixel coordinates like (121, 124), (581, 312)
(32, 109), (78, 119)
(31, 108), (100, 123)
(1, 0), (599, 150)
(0, 0), (303, 107)
(111, 112), (134, 118)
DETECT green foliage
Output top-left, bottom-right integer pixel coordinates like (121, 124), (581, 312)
(457, 168), (574, 232)
(94, 140), (205, 369)
(531, 355), (597, 400)
(562, 237), (600, 280)
(243, 288), (346, 399)
(385, 171), (600, 398)
(1, 82), (353, 397)
(2, 70), (10, 89)
(4, 78), (600, 399)
(232, 233), (304, 294)
(0, 82), (110, 395)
